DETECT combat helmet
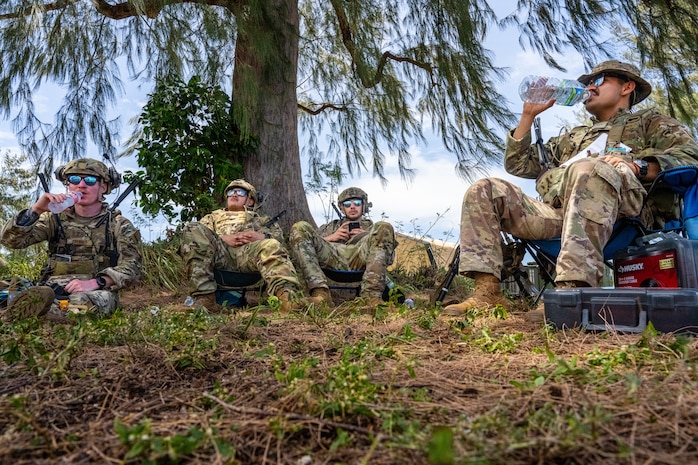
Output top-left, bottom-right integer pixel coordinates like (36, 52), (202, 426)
(338, 187), (368, 203)
(225, 179), (259, 205)
(338, 187), (371, 214)
(577, 60), (652, 106)
(55, 158), (121, 194)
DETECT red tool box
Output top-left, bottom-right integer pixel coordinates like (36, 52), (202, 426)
(613, 235), (698, 288)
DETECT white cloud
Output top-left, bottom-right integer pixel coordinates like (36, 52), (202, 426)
(307, 147), (538, 245)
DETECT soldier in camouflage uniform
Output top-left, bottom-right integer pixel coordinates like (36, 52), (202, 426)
(444, 60), (698, 317)
(179, 179), (313, 312)
(1, 158), (143, 321)
(289, 187), (396, 308)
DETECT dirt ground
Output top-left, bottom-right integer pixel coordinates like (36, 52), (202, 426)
(2, 284), (698, 465)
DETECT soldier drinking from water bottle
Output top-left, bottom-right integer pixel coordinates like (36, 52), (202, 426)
(443, 60), (698, 320)
(1, 158), (143, 322)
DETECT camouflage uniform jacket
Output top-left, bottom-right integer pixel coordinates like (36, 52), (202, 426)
(505, 108), (698, 228)
(317, 218), (374, 243)
(0, 205), (142, 290)
(199, 208), (285, 242)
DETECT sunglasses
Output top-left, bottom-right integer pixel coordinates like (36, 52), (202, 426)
(67, 175), (99, 186)
(226, 188), (248, 197)
(342, 199), (363, 208)
(589, 73), (628, 88)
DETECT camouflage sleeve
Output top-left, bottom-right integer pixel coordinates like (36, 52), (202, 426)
(0, 210), (56, 249)
(100, 215), (143, 290)
(503, 129), (545, 179)
(637, 113), (698, 169)
(317, 220), (342, 237)
(252, 213), (285, 242)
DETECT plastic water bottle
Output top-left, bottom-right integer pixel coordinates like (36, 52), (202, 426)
(519, 75), (590, 106)
(184, 296), (195, 307)
(48, 192), (82, 213)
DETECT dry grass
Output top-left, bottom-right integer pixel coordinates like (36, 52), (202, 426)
(2, 284), (698, 464)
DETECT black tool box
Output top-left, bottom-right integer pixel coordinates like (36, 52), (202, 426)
(613, 235), (698, 288)
(543, 288), (698, 334)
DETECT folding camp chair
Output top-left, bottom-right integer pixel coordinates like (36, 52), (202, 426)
(213, 269), (264, 307)
(321, 268), (405, 303)
(648, 165), (698, 238)
(520, 218), (648, 304)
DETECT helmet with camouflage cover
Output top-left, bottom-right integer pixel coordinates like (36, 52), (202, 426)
(55, 158), (120, 194)
(338, 187), (368, 203)
(338, 187), (371, 215)
(225, 179), (258, 205)
(577, 60), (652, 106)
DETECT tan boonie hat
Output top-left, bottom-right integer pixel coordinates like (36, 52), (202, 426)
(577, 60), (652, 105)
(225, 179), (258, 205)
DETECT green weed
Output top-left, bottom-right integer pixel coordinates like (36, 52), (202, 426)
(114, 417), (235, 463)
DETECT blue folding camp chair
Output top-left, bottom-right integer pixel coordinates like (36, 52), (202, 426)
(651, 165), (698, 238)
(521, 218), (648, 303)
(521, 165), (698, 303)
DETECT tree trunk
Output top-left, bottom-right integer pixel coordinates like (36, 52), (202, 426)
(232, 0), (314, 232)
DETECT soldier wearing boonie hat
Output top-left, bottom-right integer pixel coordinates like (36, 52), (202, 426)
(444, 59), (698, 319)
(577, 60), (652, 107)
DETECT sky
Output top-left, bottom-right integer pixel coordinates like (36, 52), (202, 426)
(0, 4), (607, 244)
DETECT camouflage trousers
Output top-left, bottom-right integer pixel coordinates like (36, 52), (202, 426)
(48, 274), (118, 317)
(460, 159), (645, 286)
(180, 222), (302, 297)
(289, 221), (396, 297)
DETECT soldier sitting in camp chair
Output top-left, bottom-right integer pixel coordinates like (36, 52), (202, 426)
(289, 187), (397, 310)
(179, 179), (317, 313)
(443, 60), (698, 321)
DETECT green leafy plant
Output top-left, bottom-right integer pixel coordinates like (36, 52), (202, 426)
(114, 418), (231, 463)
(471, 327), (523, 354)
(126, 75), (258, 222)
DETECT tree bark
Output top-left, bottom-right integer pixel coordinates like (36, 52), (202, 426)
(232, 0), (314, 232)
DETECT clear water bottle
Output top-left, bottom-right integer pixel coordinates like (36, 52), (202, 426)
(48, 192), (82, 213)
(519, 75), (590, 106)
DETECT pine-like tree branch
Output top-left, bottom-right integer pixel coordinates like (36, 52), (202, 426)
(298, 102), (348, 115)
(329, 0), (433, 89)
(0, 0), (239, 20)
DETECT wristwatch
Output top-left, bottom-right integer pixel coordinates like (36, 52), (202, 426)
(95, 276), (107, 289)
(634, 159), (649, 179)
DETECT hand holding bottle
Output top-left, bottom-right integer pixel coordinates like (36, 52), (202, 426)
(48, 192), (82, 213)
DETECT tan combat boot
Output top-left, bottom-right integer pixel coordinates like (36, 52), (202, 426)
(337, 295), (386, 316)
(275, 289), (313, 313)
(5, 286), (55, 322)
(358, 296), (386, 315)
(196, 293), (224, 313)
(442, 272), (508, 316)
(309, 287), (335, 307)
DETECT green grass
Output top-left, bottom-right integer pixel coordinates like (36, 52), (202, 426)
(2, 241), (698, 464)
